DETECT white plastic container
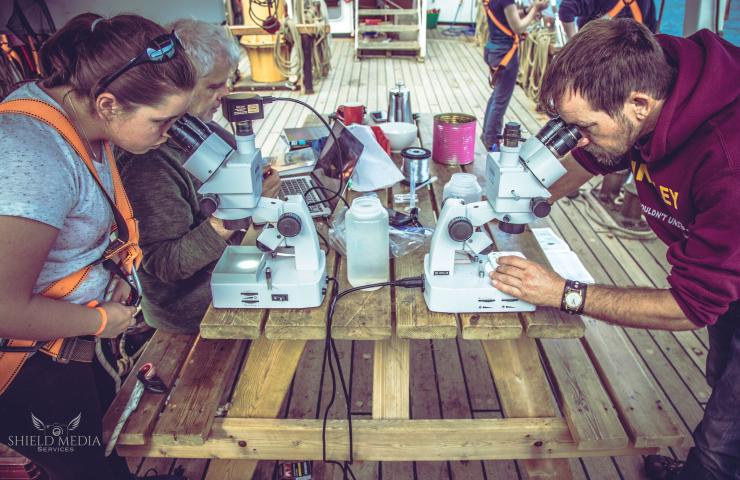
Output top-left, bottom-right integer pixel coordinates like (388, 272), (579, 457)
(346, 195), (389, 290)
(442, 173), (482, 205)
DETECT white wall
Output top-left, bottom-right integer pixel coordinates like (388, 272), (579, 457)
(432, 0), (477, 24)
(1, 0), (226, 31)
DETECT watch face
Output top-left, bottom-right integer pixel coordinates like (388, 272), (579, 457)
(565, 291), (583, 309)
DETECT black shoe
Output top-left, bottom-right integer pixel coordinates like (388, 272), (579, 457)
(645, 454), (685, 480)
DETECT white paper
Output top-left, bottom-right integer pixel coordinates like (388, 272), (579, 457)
(531, 227), (594, 283)
(543, 250), (595, 284)
(346, 124), (404, 192)
(531, 227), (571, 253)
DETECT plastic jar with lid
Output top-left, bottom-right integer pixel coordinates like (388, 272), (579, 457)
(345, 195), (390, 290)
(442, 173), (482, 205)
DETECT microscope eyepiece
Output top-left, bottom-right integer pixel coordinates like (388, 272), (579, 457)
(535, 117), (567, 144)
(168, 113), (212, 155)
(501, 122), (523, 148)
(545, 124), (582, 157)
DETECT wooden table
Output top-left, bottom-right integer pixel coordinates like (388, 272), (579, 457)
(104, 114), (686, 479)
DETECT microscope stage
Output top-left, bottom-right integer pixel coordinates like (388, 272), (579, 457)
(423, 254), (535, 313)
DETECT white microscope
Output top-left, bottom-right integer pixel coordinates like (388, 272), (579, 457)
(168, 93), (327, 309)
(423, 118), (581, 313)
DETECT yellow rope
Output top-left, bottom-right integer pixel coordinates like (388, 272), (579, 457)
(273, 0), (332, 81)
(516, 27), (553, 100)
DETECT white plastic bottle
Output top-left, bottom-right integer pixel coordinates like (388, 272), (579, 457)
(442, 173), (482, 205)
(346, 195), (389, 290)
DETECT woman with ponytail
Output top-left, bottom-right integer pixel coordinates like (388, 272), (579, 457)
(0, 13), (195, 480)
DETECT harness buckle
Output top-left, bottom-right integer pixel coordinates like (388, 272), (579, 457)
(53, 337), (78, 364)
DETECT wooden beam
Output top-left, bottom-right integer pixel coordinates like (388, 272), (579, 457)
(204, 338), (307, 480)
(460, 313), (523, 340)
(580, 316), (685, 448)
(103, 332), (196, 446)
(117, 417), (658, 461)
(482, 336), (574, 478)
(151, 338), (246, 446)
(229, 24), (331, 36)
(539, 338), (629, 451)
(372, 336), (410, 419)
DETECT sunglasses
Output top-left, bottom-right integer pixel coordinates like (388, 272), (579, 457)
(94, 31), (181, 98)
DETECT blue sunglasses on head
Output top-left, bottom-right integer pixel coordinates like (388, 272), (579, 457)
(94, 31), (181, 98)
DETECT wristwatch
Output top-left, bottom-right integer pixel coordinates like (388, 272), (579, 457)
(561, 280), (587, 315)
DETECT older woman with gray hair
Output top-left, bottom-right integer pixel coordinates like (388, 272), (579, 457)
(117, 19), (280, 334)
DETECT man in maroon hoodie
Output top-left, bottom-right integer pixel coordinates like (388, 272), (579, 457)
(488, 18), (740, 479)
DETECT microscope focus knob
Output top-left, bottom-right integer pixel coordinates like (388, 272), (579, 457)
(530, 197), (552, 218)
(277, 212), (302, 237)
(448, 216), (474, 242)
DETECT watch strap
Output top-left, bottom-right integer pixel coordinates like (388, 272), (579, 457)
(560, 279), (587, 315)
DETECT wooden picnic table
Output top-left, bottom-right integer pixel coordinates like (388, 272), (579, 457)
(103, 114), (686, 480)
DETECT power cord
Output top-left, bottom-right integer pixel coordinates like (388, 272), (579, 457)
(264, 96), (350, 210)
(319, 276), (424, 479)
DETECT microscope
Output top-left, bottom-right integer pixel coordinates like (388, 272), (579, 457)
(423, 118), (581, 313)
(168, 93), (327, 309)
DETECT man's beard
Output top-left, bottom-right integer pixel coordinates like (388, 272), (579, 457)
(584, 113), (640, 167)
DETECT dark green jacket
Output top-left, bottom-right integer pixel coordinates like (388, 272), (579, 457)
(117, 125), (233, 333)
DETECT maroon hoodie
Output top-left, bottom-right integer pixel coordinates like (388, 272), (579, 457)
(572, 30), (740, 326)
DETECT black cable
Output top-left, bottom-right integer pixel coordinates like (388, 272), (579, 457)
(319, 277), (356, 479)
(266, 96), (349, 209)
(318, 276), (424, 478)
(317, 230), (330, 249)
(248, 0), (274, 23)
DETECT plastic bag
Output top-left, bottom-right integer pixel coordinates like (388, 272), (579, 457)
(328, 206), (433, 258)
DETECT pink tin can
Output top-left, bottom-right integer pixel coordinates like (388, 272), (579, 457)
(432, 113), (477, 165)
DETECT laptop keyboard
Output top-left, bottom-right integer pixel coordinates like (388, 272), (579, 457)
(280, 177), (327, 215)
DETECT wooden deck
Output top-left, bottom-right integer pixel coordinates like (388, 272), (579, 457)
(129, 36), (708, 479)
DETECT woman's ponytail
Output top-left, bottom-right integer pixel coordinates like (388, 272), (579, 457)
(39, 13), (101, 88)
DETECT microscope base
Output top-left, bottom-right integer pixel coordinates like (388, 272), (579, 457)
(423, 254), (535, 313)
(211, 249), (328, 309)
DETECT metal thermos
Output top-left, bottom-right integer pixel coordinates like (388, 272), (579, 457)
(387, 81), (413, 124)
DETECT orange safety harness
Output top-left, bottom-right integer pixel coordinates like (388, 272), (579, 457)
(0, 99), (143, 396)
(605, 0), (644, 23)
(482, 0), (520, 89)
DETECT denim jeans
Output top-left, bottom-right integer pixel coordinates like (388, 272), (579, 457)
(679, 301), (740, 479)
(482, 37), (519, 149)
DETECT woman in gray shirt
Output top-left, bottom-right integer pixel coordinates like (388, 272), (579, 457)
(0, 13), (195, 480)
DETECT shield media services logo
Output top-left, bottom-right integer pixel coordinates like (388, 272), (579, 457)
(5, 413), (101, 453)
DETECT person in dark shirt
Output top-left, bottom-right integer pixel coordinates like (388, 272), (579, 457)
(118, 20), (280, 334)
(559, 0), (657, 39)
(481, 0), (548, 150)
(490, 19), (739, 480)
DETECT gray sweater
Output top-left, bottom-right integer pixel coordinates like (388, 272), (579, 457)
(117, 124), (234, 333)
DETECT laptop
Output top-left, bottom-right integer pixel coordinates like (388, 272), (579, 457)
(279, 121), (364, 218)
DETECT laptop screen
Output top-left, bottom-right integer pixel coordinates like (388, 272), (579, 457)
(311, 121), (364, 210)
(315, 121), (364, 182)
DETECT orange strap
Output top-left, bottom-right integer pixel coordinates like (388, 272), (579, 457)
(0, 98), (143, 395)
(606, 0), (644, 23)
(483, 0), (520, 68)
